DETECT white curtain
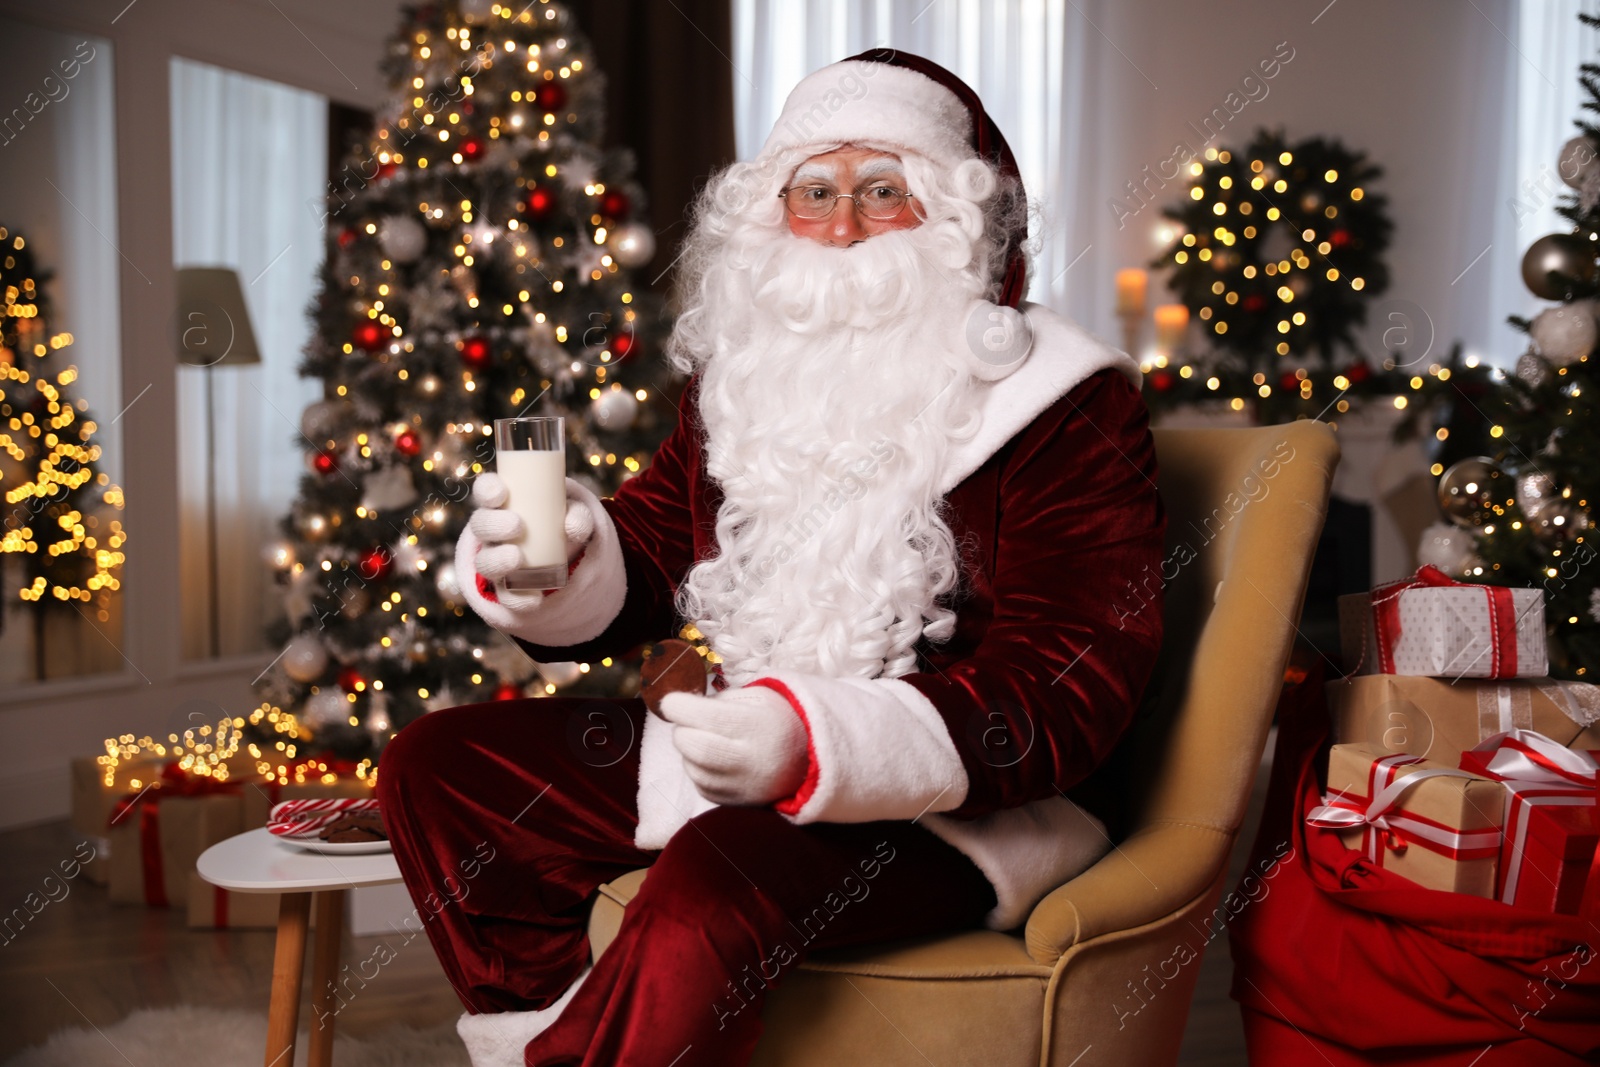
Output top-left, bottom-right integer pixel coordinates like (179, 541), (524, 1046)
(732, 0), (1102, 324)
(170, 58), (325, 660)
(1487, 0), (1600, 365)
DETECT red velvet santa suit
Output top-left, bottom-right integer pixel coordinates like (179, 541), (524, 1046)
(378, 52), (1166, 1067)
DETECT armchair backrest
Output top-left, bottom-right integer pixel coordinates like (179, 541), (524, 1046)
(1113, 421), (1338, 835)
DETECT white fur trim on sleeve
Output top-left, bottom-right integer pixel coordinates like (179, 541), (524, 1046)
(750, 672), (968, 824)
(453, 478), (626, 647)
(921, 796), (1111, 931)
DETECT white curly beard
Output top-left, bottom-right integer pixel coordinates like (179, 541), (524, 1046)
(674, 215), (991, 687)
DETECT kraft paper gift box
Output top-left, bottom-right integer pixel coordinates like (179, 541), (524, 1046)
(1308, 743), (1504, 897)
(1328, 675), (1600, 763)
(1338, 566), (1547, 678)
(185, 871), (286, 929)
(69, 754), (167, 886)
(1458, 731), (1600, 914)
(108, 791), (242, 907)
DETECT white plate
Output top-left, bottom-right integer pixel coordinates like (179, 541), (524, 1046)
(276, 836), (393, 855)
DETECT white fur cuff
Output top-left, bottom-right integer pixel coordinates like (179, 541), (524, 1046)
(456, 964), (591, 1067)
(921, 796), (1110, 931)
(749, 672), (968, 824)
(454, 478), (627, 647)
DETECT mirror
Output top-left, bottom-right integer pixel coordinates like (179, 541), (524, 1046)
(0, 19), (124, 684)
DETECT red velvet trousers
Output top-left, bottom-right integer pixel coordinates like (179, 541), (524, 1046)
(377, 697), (997, 1066)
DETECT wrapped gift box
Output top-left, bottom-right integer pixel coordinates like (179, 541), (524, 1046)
(1458, 731), (1599, 914)
(1328, 675), (1600, 763)
(1310, 743), (1504, 897)
(1338, 566), (1546, 678)
(108, 790), (242, 907)
(185, 872), (287, 929)
(69, 754), (166, 886)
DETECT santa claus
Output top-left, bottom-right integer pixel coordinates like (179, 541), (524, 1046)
(378, 49), (1165, 1067)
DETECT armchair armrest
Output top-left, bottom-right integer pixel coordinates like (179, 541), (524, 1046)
(1022, 819), (1233, 966)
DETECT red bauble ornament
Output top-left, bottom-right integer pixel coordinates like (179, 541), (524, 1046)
(376, 161), (398, 182)
(526, 184), (556, 222)
(312, 451), (339, 476)
(1345, 360), (1372, 385)
(394, 429), (421, 457)
(533, 82), (567, 112)
(1242, 294), (1267, 313)
(609, 330), (636, 362)
(1280, 371), (1301, 391)
(337, 228), (357, 249)
(1149, 370), (1175, 392)
(1329, 228), (1352, 249)
(338, 665), (364, 692)
(493, 683), (523, 701)
(459, 136), (485, 162)
(459, 335), (493, 370)
(353, 320), (386, 352)
(357, 546), (393, 581)
(599, 190), (631, 220)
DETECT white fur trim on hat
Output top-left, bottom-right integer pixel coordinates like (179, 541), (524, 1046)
(760, 60), (975, 166)
(454, 478), (626, 647)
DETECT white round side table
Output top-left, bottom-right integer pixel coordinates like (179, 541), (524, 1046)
(197, 828), (404, 1067)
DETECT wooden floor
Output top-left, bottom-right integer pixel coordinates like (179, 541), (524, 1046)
(0, 744), (1271, 1065)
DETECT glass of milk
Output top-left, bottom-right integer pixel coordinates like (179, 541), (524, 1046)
(492, 416), (569, 591)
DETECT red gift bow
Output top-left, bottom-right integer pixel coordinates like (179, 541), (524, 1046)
(107, 762), (243, 909)
(1367, 565), (1521, 677)
(1459, 730), (1598, 911)
(1307, 752), (1502, 865)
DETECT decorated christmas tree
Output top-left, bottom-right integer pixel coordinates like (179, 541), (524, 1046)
(257, 0), (675, 756)
(1145, 129), (1402, 421)
(0, 226), (127, 680)
(1439, 11), (1600, 680)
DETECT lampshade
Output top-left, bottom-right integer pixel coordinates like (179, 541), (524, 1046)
(175, 266), (261, 367)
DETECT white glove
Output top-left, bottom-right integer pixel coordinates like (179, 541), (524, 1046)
(468, 471), (595, 612)
(658, 686), (810, 807)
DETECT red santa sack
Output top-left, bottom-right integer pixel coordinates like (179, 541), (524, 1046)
(1228, 666), (1600, 1066)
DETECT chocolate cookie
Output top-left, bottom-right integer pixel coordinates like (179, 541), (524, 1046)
(318, 812), (388, 843)
(640, 638), (709, 718)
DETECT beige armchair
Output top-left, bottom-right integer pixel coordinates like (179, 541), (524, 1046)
(588, 421), (1339, 1066)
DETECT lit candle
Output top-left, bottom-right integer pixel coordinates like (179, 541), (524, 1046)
(1115, 269), (1148, 316)
(1153, 304), (1190, 352)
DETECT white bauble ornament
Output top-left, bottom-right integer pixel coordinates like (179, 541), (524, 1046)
(282, 633), (329, 683)
(1516, 471), (1557, 521)
(361, 465), (419, 512)
(263, 540), (295, 571)
(1529, 302), (1597, 366)
(608, 222), (656, 268)
(591, 387), (640, 431)
(378, 215), (428, 263)
(1559, 135), (1600, 189)
(1416, 522), (1478, 576)
(458, 0), (497, 22)
(435, 561), (463, 600)
(284, 569), (318, 625)
(302, 689), (349, 728)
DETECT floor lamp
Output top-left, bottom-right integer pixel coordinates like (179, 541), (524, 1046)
(176, 267), (260, 660)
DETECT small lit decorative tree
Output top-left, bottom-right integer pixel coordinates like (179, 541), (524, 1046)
(0, 225), (128, 679)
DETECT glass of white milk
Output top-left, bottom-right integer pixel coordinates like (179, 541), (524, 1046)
(492, 416), (569, 591)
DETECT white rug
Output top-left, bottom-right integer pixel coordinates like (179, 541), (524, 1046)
(3, 1005), (470, 1067)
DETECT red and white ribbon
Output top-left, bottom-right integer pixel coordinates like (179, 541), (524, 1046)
(1307, 753), (1501, 863)
(267, 797), (381, 839)
(1463, 729), (1600, 789)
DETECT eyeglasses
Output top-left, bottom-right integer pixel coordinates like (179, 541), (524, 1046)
(778, 183), (915, 221)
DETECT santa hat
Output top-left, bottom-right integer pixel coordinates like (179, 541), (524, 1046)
(759, 50), (1033, 378)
